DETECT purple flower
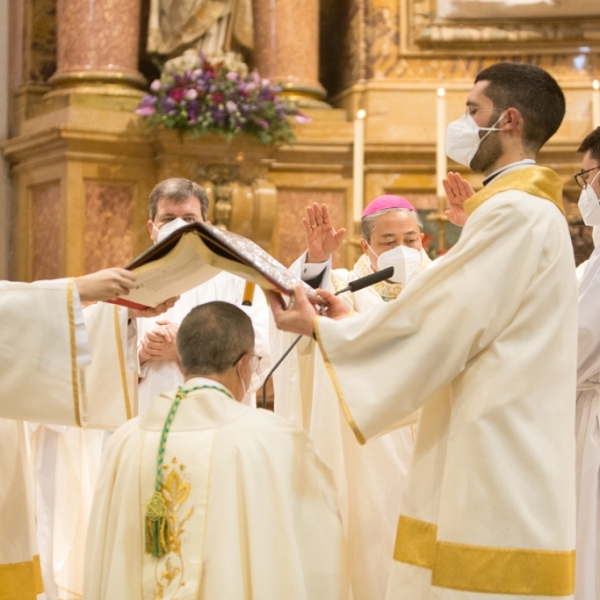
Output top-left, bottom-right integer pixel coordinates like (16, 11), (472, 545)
(135, 105), (155, 116)
(255, 118), (269, 129)
(294, 113), (312, 124)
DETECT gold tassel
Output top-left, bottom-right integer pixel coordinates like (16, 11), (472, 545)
(145, 490), (170, 557)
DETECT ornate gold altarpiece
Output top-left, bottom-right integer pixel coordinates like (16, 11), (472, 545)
(3, 0), (600, 280)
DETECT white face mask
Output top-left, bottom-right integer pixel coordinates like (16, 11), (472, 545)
(368, 243), (422, 284)
(578, 171), (600, 226)
(236, 353), (262, 402)
(445, 112), (506, 167)
(152, 218), (190, 244)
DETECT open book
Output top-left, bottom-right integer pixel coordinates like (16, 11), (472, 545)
(114, 222), (324, 309)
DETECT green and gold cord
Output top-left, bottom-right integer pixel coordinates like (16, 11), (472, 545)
(144, 384), (234, 557)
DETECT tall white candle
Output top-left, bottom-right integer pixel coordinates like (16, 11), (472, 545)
(593, 80), (600, 130)
(353, 109), (366, 222)
(436, 87), (447, 199)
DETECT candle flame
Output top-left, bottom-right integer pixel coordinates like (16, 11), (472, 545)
(594, 80), (600, 91)
(357, 109), (366, 119)
(437, 87), (446, 97)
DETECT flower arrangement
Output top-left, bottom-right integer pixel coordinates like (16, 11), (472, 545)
(135, 51), (310, 145)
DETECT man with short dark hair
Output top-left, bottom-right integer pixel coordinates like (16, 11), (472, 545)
(269, 62), (578, 599)
(84, 301), (348, 600)
(137, 177), (270, 410)
(573, 126), (600, 600)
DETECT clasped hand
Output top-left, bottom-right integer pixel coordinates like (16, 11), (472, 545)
(139, 319), (179, 363)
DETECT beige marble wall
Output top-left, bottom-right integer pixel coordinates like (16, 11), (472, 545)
(31, 183), (61, 280)
(84, 183), (135, 272)
(272, 189), (346, 269)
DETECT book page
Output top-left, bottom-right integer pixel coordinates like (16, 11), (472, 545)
(125, 235), (221, 307)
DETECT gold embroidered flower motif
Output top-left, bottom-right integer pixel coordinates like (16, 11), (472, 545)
(154, 461), (194, 600)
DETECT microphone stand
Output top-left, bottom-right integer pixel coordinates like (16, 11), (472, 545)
(261, 266), (394, 409)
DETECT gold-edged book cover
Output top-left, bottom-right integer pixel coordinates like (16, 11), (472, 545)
(112, 222), (323, 308)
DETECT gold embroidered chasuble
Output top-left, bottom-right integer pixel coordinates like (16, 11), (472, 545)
(315, 166), (578, 598)
(0, 280), (136, 600)
(84, 379), (348, 600)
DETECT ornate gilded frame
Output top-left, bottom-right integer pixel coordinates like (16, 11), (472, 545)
(400, 0), (600, 56)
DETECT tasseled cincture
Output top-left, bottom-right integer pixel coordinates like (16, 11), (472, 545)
(145, 490), (170, 557)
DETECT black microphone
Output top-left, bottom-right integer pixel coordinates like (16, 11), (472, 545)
(335, 266), (393, 295)
(261, 266), (395, 408)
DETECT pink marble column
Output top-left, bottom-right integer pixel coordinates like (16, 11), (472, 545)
(252, 0), (328, 107)
(50, 0), (145, 91)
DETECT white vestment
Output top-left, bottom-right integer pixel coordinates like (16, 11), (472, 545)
(272, 250), (430, 600)
(84, 378), (348, 600)
(0, 279), (135, 600)
(575, 244), (600, 600)
(137, 272), (270, 410)
(315, 167), (578, 599)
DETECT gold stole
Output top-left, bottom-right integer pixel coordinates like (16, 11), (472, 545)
(464, 166), (565, 216)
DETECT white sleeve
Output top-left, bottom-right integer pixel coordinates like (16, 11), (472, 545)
(72, 287), (92, 368)
(290, 251), (332, 286)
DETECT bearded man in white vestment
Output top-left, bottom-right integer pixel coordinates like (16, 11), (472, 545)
(84, 301), (347, 600)
(269, 62), (578, 600)
(573, 127), (600, 600)
(272, 196), (430, 600)
(137, 178), (270, 411)
(0, 268), (175, 600)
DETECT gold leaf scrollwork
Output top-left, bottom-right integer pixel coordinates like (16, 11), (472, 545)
(154, 461), (195, 600)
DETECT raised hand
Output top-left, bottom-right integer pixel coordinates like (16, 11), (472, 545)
(75, 268), (136, 303)
(443, 172), (475, 227)
(303, 203), (347, 263)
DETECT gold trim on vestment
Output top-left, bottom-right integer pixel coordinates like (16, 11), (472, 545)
(0, 555), (43, 599)
(314, 316), (366, 445)
(394, 515), (575, 596)
(67, 280), (81, 427)
(113, 305), (132, 420)
(464, 166), (565, 216)
(33, 555), (43, 594)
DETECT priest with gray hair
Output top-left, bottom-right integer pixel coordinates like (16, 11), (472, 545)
(270, 195), (431, 600)
(84, 300), (348, 600)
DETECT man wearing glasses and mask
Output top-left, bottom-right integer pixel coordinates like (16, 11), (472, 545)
(84, 301), (348, 600)
(271, 195), (431, 600)
(573, 127), (600, 600)
(137, 178), (271, 411)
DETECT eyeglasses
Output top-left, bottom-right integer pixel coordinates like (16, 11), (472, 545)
(574, 166), (600, 190)
(233, 352), (262, 375)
